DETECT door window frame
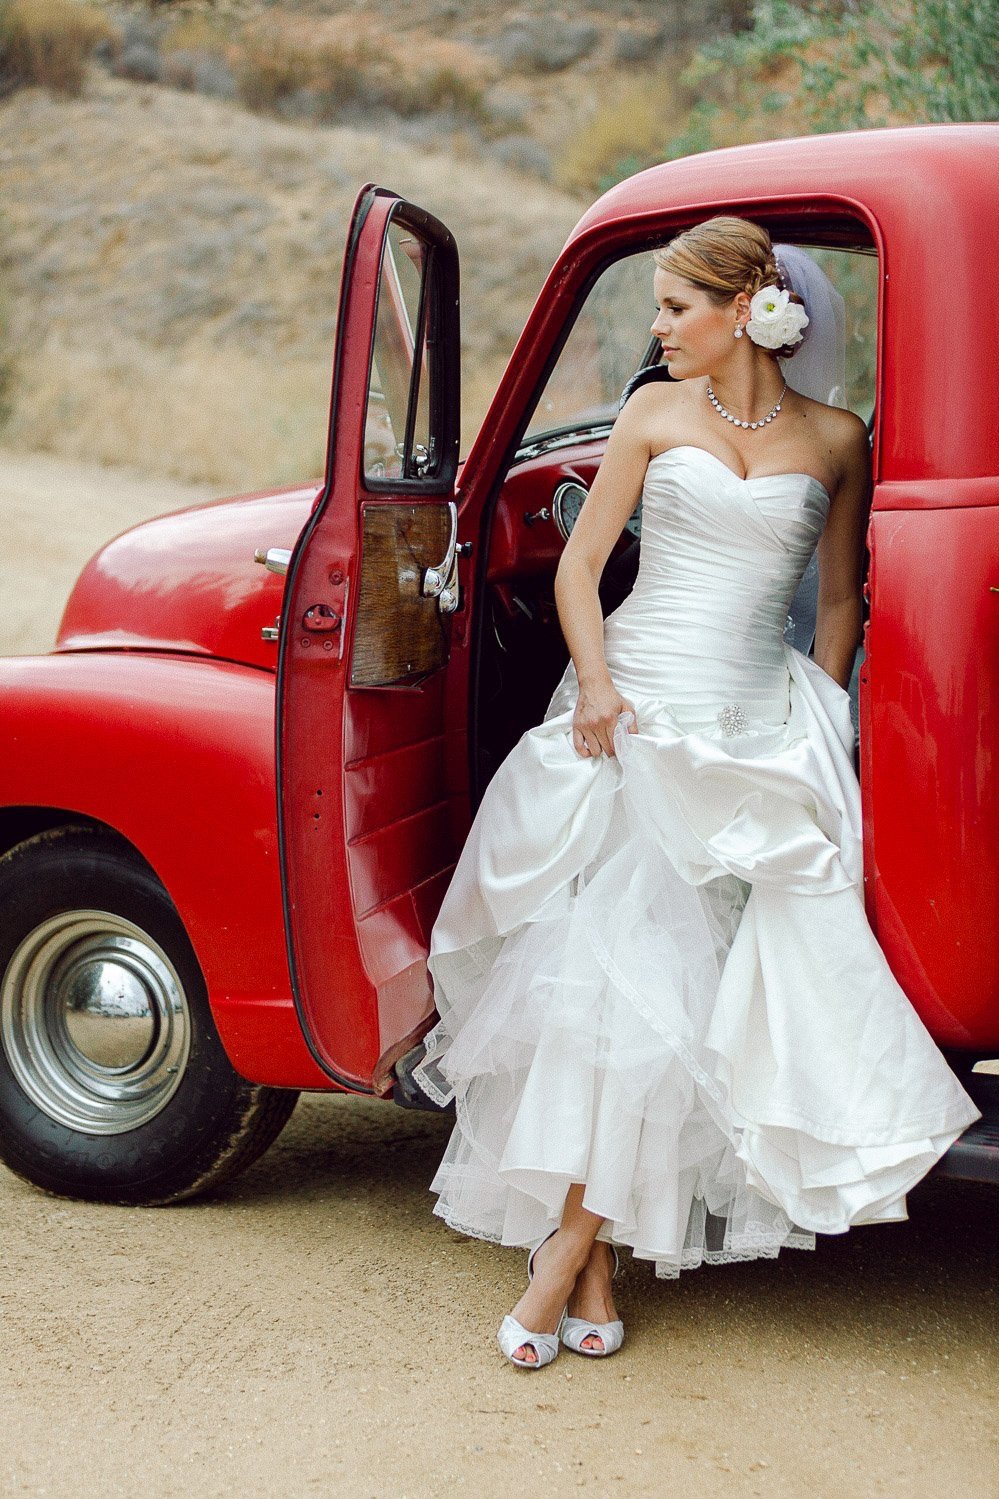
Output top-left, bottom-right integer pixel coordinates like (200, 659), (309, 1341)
(358, 201), (461, 498)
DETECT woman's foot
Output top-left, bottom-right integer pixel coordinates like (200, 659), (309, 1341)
(507, 1230), (592, 1365)
(565, 1239), (620, 1352)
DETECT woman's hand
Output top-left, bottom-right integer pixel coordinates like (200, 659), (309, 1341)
(572, 675), (639, 759)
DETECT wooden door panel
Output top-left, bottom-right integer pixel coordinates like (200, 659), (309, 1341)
(350, 503), (452, 687)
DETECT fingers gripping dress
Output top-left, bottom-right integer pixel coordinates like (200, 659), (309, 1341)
(412, 445), (981, 1277)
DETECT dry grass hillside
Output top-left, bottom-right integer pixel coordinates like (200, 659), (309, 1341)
(0, 0), (750, 491)
(0, 73), (590, 489)
(2, 0), (981, 493)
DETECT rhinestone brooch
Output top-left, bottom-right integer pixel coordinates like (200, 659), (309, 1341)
(717, 703), (749, 737)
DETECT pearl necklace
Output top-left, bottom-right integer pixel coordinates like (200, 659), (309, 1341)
(707, 379), (787, 431)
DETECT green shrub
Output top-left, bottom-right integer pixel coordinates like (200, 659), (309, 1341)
(671, 0), (999, 146)
(872, 0), (999, 122)
(592, 0), (998, 189)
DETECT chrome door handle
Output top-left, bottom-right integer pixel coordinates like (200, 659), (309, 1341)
(254, 547), (292, 577)
(422, 502), (460, 613)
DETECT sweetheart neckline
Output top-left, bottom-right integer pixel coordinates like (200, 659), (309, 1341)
(648, 444), (832, 504)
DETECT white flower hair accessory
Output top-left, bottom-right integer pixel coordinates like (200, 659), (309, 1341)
(745, 285), (809, 350)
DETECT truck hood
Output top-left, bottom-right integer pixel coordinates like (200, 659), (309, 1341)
(56, 484), (319, 671)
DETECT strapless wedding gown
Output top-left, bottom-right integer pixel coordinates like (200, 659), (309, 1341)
(413, 445), (981, 1277)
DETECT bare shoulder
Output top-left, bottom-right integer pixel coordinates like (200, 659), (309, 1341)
(805, 396), (868, 452)
(793, 392), (870, 495)
(612, 373), (690, 449)
(618, 377), (686, 424)
(827, 403), (869, 449)
(825, 406), (871, 494)
(614, 376), (693, 451)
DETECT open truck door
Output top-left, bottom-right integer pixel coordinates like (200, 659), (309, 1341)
(276, 185), (464, 1096)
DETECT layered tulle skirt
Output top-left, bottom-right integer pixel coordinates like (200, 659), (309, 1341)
(413, 643), (980, 1277)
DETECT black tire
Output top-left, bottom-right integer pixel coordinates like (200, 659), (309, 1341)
(0, 825), (298, 1205)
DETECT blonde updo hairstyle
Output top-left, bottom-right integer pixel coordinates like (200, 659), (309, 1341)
(652, 216), (805, 360)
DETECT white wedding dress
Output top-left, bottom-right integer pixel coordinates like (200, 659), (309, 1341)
(413, 444), (981, 1277)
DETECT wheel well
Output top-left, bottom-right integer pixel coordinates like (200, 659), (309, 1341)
(0, 807), (150, 870)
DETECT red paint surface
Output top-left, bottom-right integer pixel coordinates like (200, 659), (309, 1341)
(0, 652), (327, 1088)
(863, 501), (999, 1046)
(57, 486), (317, 669)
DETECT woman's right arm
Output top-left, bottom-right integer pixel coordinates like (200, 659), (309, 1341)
(554, 389), (657, 758)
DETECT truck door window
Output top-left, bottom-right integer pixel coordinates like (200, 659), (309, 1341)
(364, 218), (434, 482)
(523, 240), (879, 443)
(525, 250), (654, 442)
(807, 246), (878, 425)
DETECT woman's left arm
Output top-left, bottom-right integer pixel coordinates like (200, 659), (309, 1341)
(813, 416), (873, 690)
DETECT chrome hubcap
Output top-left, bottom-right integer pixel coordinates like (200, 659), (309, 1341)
(1, 911), (190, 1135)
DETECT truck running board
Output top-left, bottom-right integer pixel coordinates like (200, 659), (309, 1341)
(391, 1043), (455, 1114)
(932, 1070), (999, 1185)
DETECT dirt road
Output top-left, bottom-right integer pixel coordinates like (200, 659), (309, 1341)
(0, 445), (213, 655)
(1, 449), (996, 1498)
(2, 1096), (996, 1499)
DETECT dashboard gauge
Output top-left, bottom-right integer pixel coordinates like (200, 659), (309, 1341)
(552, 481), (588, 541)
(552, 481), (642, 542)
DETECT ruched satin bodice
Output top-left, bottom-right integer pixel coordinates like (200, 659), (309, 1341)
(601, 445), (831, 728)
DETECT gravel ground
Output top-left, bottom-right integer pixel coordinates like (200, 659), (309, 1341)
(0, 449), (996, 1497)
(2, 1094), (996, 1499)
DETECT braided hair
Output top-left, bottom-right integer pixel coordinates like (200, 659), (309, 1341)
(652, 216), (804, 359)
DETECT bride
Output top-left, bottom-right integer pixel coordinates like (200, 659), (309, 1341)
(412, 216), (981, 1369)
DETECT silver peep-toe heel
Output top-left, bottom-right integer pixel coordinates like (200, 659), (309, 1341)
(561, 1243), (625, 1358)
(496, 1229), (565, 1370)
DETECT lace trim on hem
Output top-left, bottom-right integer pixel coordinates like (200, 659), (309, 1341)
(410, 1018), (457, 1107)
(429, 1203), (817, 1277)
(652, 1238), (816, 1278)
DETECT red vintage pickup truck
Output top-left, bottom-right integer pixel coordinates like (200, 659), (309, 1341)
(1, 123), (996, 1204)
